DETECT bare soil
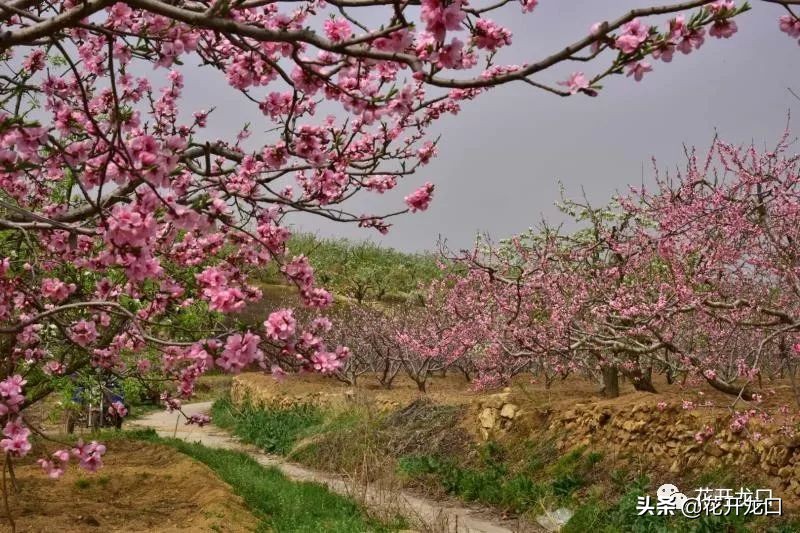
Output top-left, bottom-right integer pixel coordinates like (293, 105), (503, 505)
(4, 439), (258, 533)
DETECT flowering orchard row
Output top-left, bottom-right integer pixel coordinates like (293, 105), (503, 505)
(394, 134), (800, 410)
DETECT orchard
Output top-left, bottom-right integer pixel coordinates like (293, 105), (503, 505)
(1, 0), (800, 529)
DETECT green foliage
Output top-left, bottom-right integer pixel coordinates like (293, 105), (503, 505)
(211, 397), (324, 455)
(254, 233), (442, 302)
(128, 430), (404, 532)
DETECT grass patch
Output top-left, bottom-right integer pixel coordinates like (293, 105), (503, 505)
(212, 397), (323, 455)
(127, 429), (405, 532)
(396, 441), (592, 514)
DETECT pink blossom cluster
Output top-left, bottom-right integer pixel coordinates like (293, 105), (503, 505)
(1, 419), (31, 457)
(186, 413), (212, 426)
(38, 450), (70, 479)
(779, 14), (800, 42)
(108, 401), (128, 418)
(694, 425), (715, 443)
(72, 440), (107, 472)
(41, 278), (76, 303)
(0, 375), (25, 416)
(217, 332), (264, 373)
(310, 346), (349, 373)
(264, 309), (297, 342)
(195, 267), (249, 313)
(405, 183), (435, 212)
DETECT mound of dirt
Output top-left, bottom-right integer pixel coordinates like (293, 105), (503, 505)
(4, 439), (258, 532)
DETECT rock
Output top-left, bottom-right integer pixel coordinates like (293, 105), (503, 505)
(535, 508), (574, 532)
(767, 446), (791, 468)
(621, 420), (646, 433)
(479, 407), (498, 429)
(500, 403), (519, 419)
(707, 444), (724, 458)
(482, 393), (510, 409)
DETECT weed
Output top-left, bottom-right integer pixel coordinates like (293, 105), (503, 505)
(211, 397), (323, 455)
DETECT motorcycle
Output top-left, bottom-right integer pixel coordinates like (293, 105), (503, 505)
(65, 378), (126, 433)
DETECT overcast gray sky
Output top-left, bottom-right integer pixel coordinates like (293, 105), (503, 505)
(187, 1), (799, 252)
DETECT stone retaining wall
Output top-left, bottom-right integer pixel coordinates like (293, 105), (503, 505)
(475, 392), (800, 500)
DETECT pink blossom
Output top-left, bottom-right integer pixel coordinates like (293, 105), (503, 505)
(37, 460), (63, 479)
(420, 0), (465, 42)
(472, 20), (512, 52)
(521, 0), (537, 13)
(709, 19), (737, 39)
(0, 375), (26, 416)
(53, 449), (69, 462)
(558, 72), (589, 95)
(625, 61), (652, 82)
(72, 440), (107, 472)
(311, 350), (344, 373)
(615, 19), (649, 54)
(186, 413), (211, 426)
(779, 15), (800, 39)
(1, 419), (31, 457)
(23, 49), (46, 72)
(694, 425), (714, 443)
(41, 278), (76, 302)
(44, 361), (65, 375)
(70, 320), (98, 346)
(324, 18), (352, 42)
(106, 205), (156, 248)
(217, 331), (263, 373)
(363, 175), (397, 193)
(405, 183), (434, 212)
(708, 0), (736, 15)
(302, 287), (333, 308)
(418, 142), (438, 165)
(264, 309), (297, 341)
(270, 364), (288, 381)
(108, 401), (128, 417)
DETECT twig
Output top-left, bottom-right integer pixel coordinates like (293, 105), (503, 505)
(2, 454), (15, 533)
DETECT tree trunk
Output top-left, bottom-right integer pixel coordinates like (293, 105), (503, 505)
(705, 377), (755, 401)
(625, 368), (657, 393)
(602, 366), (620, 398)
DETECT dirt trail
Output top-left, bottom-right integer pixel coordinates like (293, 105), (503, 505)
(132, 402), (525, 533)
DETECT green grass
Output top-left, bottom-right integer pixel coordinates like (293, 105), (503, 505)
(396, 441), (566, 514)
(211, 397), (324, 455)
(128, 429), (405, 532)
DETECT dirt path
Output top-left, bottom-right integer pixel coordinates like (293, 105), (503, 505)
(131, 402), (527, 533)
